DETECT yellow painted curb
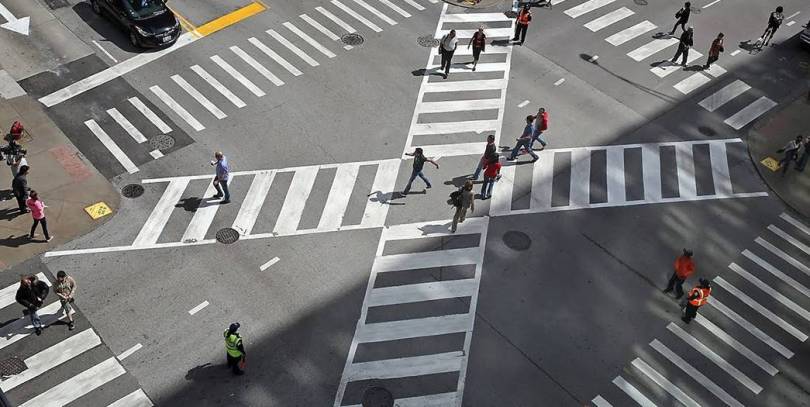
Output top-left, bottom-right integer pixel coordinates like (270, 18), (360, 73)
(84, 202), (113, 220)
(195, 2), (267, 38)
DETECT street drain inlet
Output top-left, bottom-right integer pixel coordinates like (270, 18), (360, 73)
(121, 184), (145, 198)
(341, 33), (364, 45)
(503, 231), (531, 251)
(149, 134), (175, 151)
(216, 228), (240, 244)
(0, 357), (27, 377)
(417, 35), (439, 47)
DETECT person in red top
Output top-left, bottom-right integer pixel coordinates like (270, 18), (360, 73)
(512, 6), (532, 45)
(26, 190), (52, 242)
(467, 26), (486, 72)
(703, 32), (724, 69)
(663, 249), (694, 298)
(531, 107), (549, 150)
(682, 278), (711, 323)
(480, 154), (501, 200)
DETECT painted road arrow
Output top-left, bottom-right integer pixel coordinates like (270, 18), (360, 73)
(0, 1), (30, 36)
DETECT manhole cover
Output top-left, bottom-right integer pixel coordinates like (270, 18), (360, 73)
(341, 33), (364, 45)
(0, 357), (27, 377)
(698, 126), (717, 137)
(361, 386), (394, 407)
(149, 134), (175, 151)
(503, 231), (531, 251)
(121, 184), (145, 198)
(216, 228), (240, 244)
(417, 35), (439, 48)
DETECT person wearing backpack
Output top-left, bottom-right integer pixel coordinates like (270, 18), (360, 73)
(669, 2), (691, 36)
(451, 180), (475, 233)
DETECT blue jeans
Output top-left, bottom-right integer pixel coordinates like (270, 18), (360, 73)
(510, 139), (538, 160)
(530, 131), (547, 149)
(481, 176), (496, 198)
(404, 169), (430, 193)
(28, 309), (42, 329)
(471, 158), (484, 180)
(214, 178), (230, 200)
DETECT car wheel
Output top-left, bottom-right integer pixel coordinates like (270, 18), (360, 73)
(91, 0), (101, 14)
(129, 31), (139, 47)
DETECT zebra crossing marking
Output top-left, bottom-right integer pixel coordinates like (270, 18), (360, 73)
(583, 7), (634, 32)
(605, 20), (656, 46)
(755, 237), (810, 277)
(283, 22), (337, 58)
(694, 314), (779, 376)
(351, 0), (397, 26)
(674, 72), (711, 95)
(724, 96), (777, 130)
(149, 85), (205, 131)
(171, 74), (228, 119)
(128, 97), (172, 133)
(698, 80), (751, 112)
(190, 64), (247, 108)
(84, 119), (139, 174)
(729, 262), (810, 322)
(230, 45), (286, 86)
(108, 389), (153, 407)
(564, 0), (615, 18)
(107, 108), (147, 143)
(316, 6), (358, 33)
(267, 29), (320, 67)
(210, 54), (266, 97)
(631, 358), (701, 407)
(715, 276), (808, 341)
(627, 38), (679, 61)
(332, 0), (383, 32)
(247, 37), (304, 76)
(19, 358), (126, 407)
(612, 376), (656, 407)
(378, 0), (411, 18)
(709, 297), (794, 358)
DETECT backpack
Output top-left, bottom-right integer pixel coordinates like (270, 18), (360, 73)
(448, 189), (462, 208)
(9, 121), (23, 141)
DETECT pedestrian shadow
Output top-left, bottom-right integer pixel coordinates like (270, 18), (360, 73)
(651, 59), (676, 68)
(684, 65), (706, 72)
(491, 39), (511, 46)
(411, 68), (444, 78)
(0, 207), (24, 221)
(367, 190), (405, 206)
(175, 197), (203, 212)
(443, 175), (471, 188)
(651, 32), (675, 39)
(738, 40), (762, 54)
(0, 189), (13, 201)
(0, 234), (33, 248)
(416, 222), (453, 236)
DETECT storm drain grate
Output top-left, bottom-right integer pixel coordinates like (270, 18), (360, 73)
(216, 228), (240, 244)
(121, 184), (145, 198)
(341, 33), (364, 45)
(503, 231), (531, 251)
(0, 357), (27, 377)
(149, 134), (175, 151)
(417, 35), (439, 48)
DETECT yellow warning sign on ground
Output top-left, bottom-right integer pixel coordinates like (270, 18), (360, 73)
(84, 202), (112, 219)
(761, 157), (780, 172)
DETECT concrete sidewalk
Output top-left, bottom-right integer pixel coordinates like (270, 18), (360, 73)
(0, 93), (119, 271)
(748, 90), (810, 218)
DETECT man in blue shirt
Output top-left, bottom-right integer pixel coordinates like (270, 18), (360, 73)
(507, 116), (539, 162)
(212, 151), (231, 204)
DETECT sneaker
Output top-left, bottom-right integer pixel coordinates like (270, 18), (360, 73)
(425, 185), (432, 189)
(505, 157), (516, 161)
(46, 236), (54, 242)
(681, 317), (691, 324)
(472, 66), (476, 72)
(212, 194), (223, 199)
(220, 200), (231, 204)
(35, 327), (42, 336)
(68, 321), (75, 331)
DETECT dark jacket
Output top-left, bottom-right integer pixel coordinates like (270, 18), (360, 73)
(11, 173), (28, 196)
(676, 7), (690, 22)
(16, 280), (49, 309)
(679, 31), (694, 48)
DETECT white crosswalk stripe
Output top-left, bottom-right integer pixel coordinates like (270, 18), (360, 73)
(378, 0), (410, 18)
(351, 0), (397, 25)
(128, 96), (171, 133)
(230, 45), (286, 86)
(107, 107), (147, 143)
(190, 64), (247, 108)
(171, 74), (228, 119)
(564, 0), (615, 18)
(108, 389), (153, 407)
(332, 0), (383, 32)
(316, 6), (358, 34)
(299, 14), (352, 51)
(699, 80), (751, 112)
(211, 55), (266, 97)
(584, 7), (634, 32)
(267, 29), (320, 67)
(674, 72), (711, 95)
(248, 37), (304, 76)
(612, 376), (656, 407)
(283, 22), (337, 58)
(605, 20), (656, 46)
(84, 119), (139, 174)
(627, 38), (679, 61)
(724, 96), (777, 130)
(149, 85), (205, 131)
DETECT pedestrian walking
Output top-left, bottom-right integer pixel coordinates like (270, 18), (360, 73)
(467, 27), (486, 71)
(224, 323), (246, 375)
(12, 164), (30, 213)
(777, 135), (803, 176)
(54, 271), (77, 330)
(682, 278), (711, 323)
(670, 27), (694, 67)
(451, 181), (475, 233)
(512, 6), (532, 45)
(480, 154), (501, 200)
(439, 30), (458, 79)
(403, 148), (439, 194)
(16, 275), (49, 336)
(507, 116), (539, 162)
(703, 33), (724, 69)
(26, 190), (52, 242)
(210, 152), (230, 204)
(759, 6), (784, 47)
(663, 249), (694, 299)
(669, 2), (691, 35)
(794, 137), (810, 171)
(531, 107), (549, 150)
(8, 149), (27, 178)
(469, 134), (496, 181)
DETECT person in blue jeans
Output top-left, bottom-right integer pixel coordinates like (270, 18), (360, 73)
(470, 134), (496, 180)
(480, 154), (501, 200)
(403, 148), (439, 195)
(211, 151), (231, 204)
(507, 116), (539, 162)
(16, 275), (49, 336)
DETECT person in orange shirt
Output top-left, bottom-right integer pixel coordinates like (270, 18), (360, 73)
(512, 6), (532, 45)
(663, 249), (694, 299)
(682, 278), (711, 323)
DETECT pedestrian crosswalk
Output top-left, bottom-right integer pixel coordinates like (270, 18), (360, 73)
(592, 212), (810, 407)
(0, 274), (151, 407)
(557, 0), (779, 130)
(403, 5), (514, 158)
(333, 217), (489, 407)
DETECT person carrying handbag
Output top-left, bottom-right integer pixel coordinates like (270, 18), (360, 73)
(439, 30), (458, 79)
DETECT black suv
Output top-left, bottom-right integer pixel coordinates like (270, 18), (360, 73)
(91, 0), (181, 48)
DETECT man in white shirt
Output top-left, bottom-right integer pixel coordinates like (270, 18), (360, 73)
(439, 30), (458, 79)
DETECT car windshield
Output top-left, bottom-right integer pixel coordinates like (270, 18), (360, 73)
(125, 0), (165, 19)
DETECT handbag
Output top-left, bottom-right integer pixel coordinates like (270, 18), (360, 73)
(675, 9), (682, 19)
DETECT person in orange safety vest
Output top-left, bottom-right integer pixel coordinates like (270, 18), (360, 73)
(512, 6), (532, 45)
(663, 249), (694, 299)
(682, 278), (711, 323)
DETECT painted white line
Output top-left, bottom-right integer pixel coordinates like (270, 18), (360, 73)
(786, 20), (796, 27)
(584, 7), (634, 32)
(133, 179), (190, 247)
(128, 97), (171, 133)
(605, 20), (656, 46)
(419, 98), (502, 114)
(367, 279), (477, 306)
(730, 262), (810, 322)
(0, 302), (65, 351)
(273, 166), (319, 234)
(361, 159), (399, 227)
(0, 69), (26, 99)
(437, 27), (513, 39)
(674, 72), (711, 94)
(382, 217), (487, 240)
(675, 141), (697, 199)
(781, 213), (810, 236)
(188, 301), (209, 315)
(411, 119), (499, 135)
(351, 0), (397, 25)
(588, 55), (599, 62)
(401, 0), (425, 11)
(709, 298), (793, 358)
(0, 329), (101, 391)
(490, 164), (515, 215)
(92, 40), (118, 63)
(0, 273), (50, 310)
(743, 250), (810, 299)
(428, 62), (507, 73)
(210, 55), (265, 97)
(695, 314), (779, 376)
(248, 37), (303, 77)
(259, 257), (280, 271)
(332, 0), (383, 32)
(704, 63), (727, 77)
(171, 74), (227, 119)
(709, 141), (733, 196)
(698, 79), (751, 112)
(668, 322), (763, 393)
(149, 150), (163, 159)
(107, 107), (147, 143)
(182, 181), (229, 243)
(702, 0), (720, 8)
(651, 339), (744, 407)
(570, 148), (590, 207)
(107, 389), (153, 407)
(517, 100), (530, 108)
(756, 237), (810, 277)
(554, 78), (565, 86)
(267, 29), (320, 67)
(230, 45), (285, 87)
(373, 247), (480, 273)
(627, 38), (679, 62)
(190, 64), (246, 108)
(564, 0), (615, 18)
(714, 276), (808, 341)
(606, 147), (626, 203)
(318, 164), (360, 230)
(40, 32), (196, 107)
(769, 224), (810, 256)
(19, 358), (126, 407)
(730, 49), (741, 56)
(631, 358), (700, 407)
(434, 44), (510, 56)
(650, 51), (703, 77)
(440, 12), (510, 22)
(149, 85), (205, 131)
(284, 22), (337, 58)
(592, 396), (613, 407)
(378, 0), (410, 18)
(530, 150), (554, 210)
(641, 143), (662, 202)
(344, 393), (458, 407)
(84, 120), (139, 174)
(785, 11), (801, 20)
(300, 14), (352, 50)
(724, 96), (777, 130)
(232, 171), (275, 235)
(356, 313), (472, 343)
(612, 376), (655, 407)
(344, 351), (464, 381)
(316, 6), (357, 33)
(117, 343), (143, 361)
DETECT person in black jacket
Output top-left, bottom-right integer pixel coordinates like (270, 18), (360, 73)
(11, 164), (30, 213)
(671, 27), (694, 67)
(16, 274), (49, 335)
(669, 2), (691, 35)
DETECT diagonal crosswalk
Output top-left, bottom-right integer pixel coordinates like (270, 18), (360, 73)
(593, 212), (810, 407)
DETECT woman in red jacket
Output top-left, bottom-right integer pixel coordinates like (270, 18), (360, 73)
(480, 154), (501, 200)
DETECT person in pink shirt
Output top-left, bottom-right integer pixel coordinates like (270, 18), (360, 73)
(26, 190), (52, 242)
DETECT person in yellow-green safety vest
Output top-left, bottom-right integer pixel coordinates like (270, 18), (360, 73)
(224, 322), (246, 375)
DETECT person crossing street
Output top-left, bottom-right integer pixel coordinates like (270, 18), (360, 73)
(468, 27), (486, 72)
(682, 278), (711, 323)
(16, 275), (49, 336)
(54, 270), (77, 331)
(211, 152), (231, 204)
(439, 30), (458, 79)
(451, 181), (474, 233)
(224, 323), (246, 375)
(403, 148), (440, 195)
(663, 249), (694, 299)
(704, 33), (724, 70)
(671, 27), (694, 67)
(669, 2), (691, 35)
(531, 107), (549, 150)
(507, 116), (539, 162)
(469, 134), (496, 181)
